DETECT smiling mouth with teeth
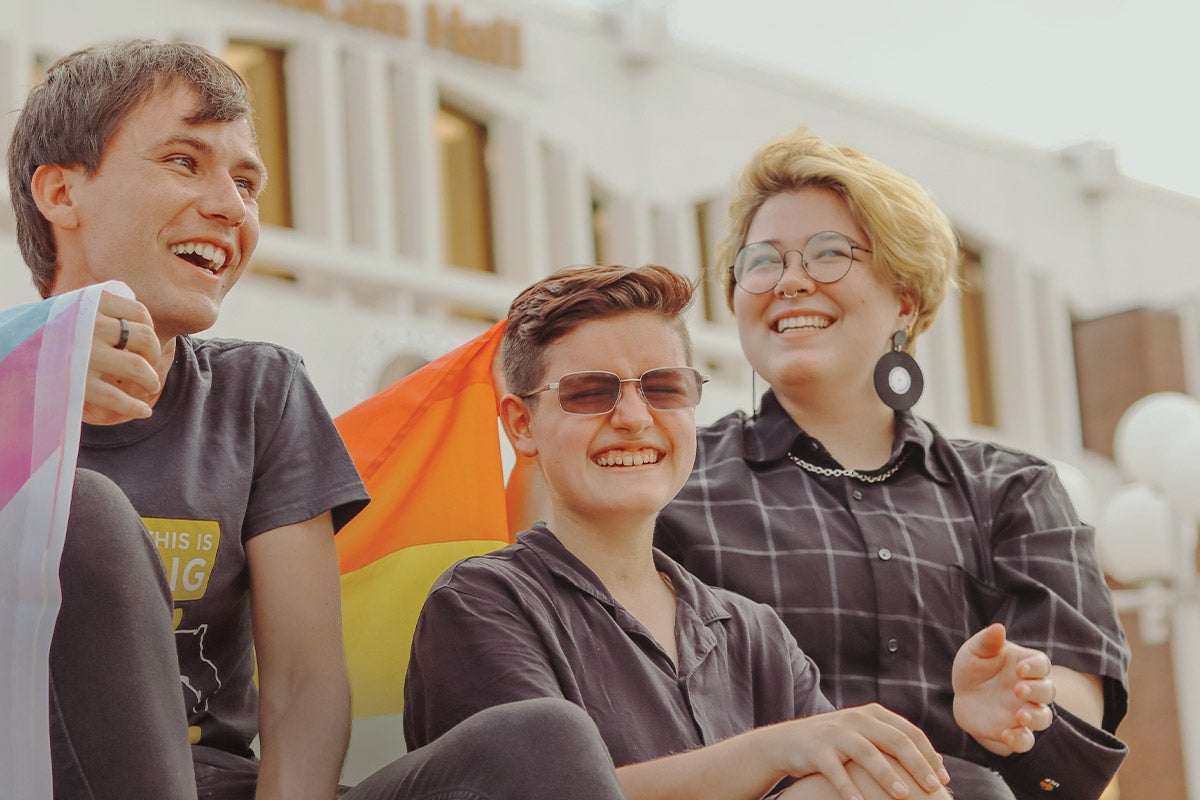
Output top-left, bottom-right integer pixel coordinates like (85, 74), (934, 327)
(593, 448), (661, 467)
(776, 315), (831, 333)
(171, 242), (228, 274)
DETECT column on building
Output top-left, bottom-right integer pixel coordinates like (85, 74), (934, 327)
(288, 38), (351, 246)
(1029, 271), (1085, 456)
(390, 60), (441, 269)
(649, 204), (700, 287)
(489, 117), (549, 284)
(342, 46), (397, 256)
(540, 142), (593, 270)
(984, 250), (1049, 447)
(596, 192), (652, 267)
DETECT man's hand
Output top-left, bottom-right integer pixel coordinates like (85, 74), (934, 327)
(84, 291), (162, 424)
(952, 623), (1056, 755)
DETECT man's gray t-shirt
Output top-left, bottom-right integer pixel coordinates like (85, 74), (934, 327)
(78, 335), (368, 757)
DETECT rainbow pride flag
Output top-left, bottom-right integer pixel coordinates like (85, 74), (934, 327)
(334, 320), (513, 722)
(0, 282), (126, 799)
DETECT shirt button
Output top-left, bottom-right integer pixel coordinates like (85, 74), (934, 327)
(878, 547), (892, 561)
(887, 638), (900, 653)
(852, 490), (863, 501)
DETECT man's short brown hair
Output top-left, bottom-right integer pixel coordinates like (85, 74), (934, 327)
(7, 39), (255, 296)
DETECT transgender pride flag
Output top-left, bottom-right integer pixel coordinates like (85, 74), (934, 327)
(0, 281), (127, 799)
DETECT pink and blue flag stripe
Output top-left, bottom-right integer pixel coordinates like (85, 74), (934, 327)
(1, 282), (128, 799)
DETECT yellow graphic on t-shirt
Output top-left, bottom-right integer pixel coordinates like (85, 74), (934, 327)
(142, 517), (220, 602)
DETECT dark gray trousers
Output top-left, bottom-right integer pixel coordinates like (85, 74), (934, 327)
(50, 468), (197, 800)
(943, 755), (1018, 799)
(50, 470), (625, 800)
(191, 699), (625, 800)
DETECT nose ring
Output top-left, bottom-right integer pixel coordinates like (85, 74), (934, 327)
(782, 289), (799, 299)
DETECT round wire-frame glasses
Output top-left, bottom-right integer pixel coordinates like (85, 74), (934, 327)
(731, 231), (872, 294)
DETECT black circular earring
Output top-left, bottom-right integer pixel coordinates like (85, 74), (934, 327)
(873, 330), (924, 411)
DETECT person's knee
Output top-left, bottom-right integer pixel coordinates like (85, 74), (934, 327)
(475, 698), (602, 757)
(940, 755), (1015, 799)
(448, 698), (615, 792)
(451, 700), (614, 782)
(67, 469), (141, 545)
(62, 468), (168, 604)
(495, 698), (594, 740)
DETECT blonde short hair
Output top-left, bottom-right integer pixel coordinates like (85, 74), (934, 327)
(716, 128), (959, 342)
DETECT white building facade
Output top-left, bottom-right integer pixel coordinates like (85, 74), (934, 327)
(3, 0), (1198, 794)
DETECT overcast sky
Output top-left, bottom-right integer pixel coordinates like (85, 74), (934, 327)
(556, 0), (1200, 200)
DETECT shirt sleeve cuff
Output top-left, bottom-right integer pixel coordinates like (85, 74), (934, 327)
(988, 705), (1127, 800)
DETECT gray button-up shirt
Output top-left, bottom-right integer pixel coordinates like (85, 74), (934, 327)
(404, 524), (833, 766)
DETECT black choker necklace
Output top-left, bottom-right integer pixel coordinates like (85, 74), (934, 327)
(786, 450), (906, 484)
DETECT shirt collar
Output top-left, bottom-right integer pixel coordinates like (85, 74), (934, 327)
(653, 550), (734, 626)
(742, 389), (952, 485)
(518, 524), (733, 626)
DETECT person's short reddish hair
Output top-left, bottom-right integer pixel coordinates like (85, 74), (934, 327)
(501, 264), (696, 397)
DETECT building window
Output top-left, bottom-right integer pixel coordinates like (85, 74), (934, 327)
(223, 42), (293, 229)
(436, 102), (494, 272)
(695, 200), (717, 321)
(958, 246), (996, 427)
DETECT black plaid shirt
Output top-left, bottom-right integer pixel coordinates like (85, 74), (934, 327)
(656, 390), (1129, 769)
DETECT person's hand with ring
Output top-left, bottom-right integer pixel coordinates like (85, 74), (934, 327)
(85, 291), (162, 424)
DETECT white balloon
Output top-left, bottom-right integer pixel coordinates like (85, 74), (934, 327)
(1162, 427), (1200, 521)
(1113, 392), (1200, 490)
(1095, 484), (1176, 584)
(1051, 459), (1097, 524)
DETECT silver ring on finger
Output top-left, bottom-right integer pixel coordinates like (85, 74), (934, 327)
(116, 317), (130, 350)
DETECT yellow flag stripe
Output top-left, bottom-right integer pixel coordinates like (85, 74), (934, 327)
(340, 539), (506, 718)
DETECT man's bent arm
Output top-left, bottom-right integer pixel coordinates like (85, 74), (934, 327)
(247, 512), (351, 800)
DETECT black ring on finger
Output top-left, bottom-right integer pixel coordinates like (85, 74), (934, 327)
(116, 317), (130, 351)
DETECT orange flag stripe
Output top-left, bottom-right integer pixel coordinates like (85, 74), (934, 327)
(334, 320), (512, 575)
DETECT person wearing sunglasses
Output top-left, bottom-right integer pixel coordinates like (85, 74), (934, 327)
(9, 38), (627, 800)
(654, 128), (1130, 800)
(403, 263), (963, 800)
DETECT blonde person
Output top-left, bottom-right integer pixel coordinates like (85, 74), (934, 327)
(655, 129), (1129, 800)
(404, 264), (972, 800)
